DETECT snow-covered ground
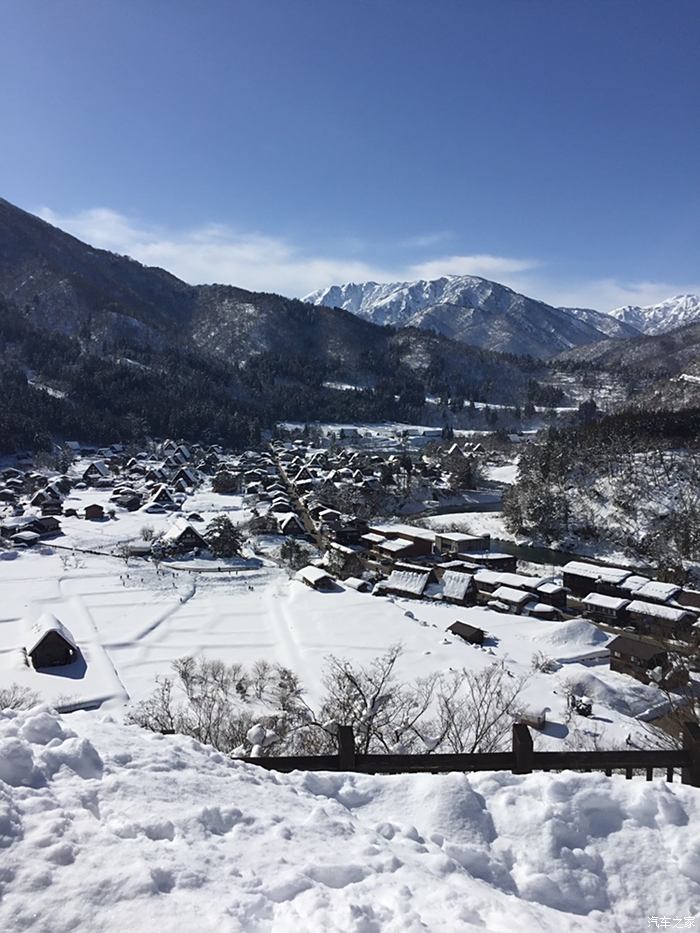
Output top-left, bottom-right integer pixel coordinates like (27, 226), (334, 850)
(421, 510), (513, 542)
(484, 461), (518, 485)
(0, 536), (671, 745)
(279, 420), (496, 443)
(1, 704), (699, 933)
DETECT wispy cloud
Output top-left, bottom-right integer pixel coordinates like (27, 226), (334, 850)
(36, 206), (700, 311)
(410, 254), (539, 281)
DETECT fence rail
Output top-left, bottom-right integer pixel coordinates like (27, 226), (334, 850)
(240, 722), (700, 786)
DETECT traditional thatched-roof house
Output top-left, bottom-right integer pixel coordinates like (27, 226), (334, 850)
(82, 461), (110, 484)
(438, 570), (475, 606)
(25, 613), (78, 669)
(378, 569), (430, 600)
(159, 517), (208, 553)
(278, 513), (305, 536)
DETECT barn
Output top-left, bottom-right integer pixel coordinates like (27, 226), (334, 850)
(25, 613), (78, 669)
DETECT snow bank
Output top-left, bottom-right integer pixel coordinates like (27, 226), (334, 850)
(1, 706), (699, 932)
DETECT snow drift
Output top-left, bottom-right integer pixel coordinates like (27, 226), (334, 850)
(1, 706), (699, 932)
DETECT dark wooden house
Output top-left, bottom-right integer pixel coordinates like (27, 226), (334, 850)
(159, 518), (208, 553)
(447, 621), (485, 644)
(625, 600), (696, 642)
(562, 560), (631, 599)
(608, 635), (669, 685)
(580, 593), (630, 625)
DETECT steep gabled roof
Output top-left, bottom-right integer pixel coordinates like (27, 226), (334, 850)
(24, 612), (77, 654)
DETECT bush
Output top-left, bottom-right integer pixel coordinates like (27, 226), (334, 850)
(0, 684), (39, 710)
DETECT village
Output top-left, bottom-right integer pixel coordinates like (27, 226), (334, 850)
(0, 429), (698, 748)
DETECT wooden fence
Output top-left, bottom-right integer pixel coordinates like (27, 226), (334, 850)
(241, 722), (700, 786)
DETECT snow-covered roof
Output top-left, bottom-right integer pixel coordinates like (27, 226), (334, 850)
(562, 561), (630, 585)
(86, 460), (110, 476)
(536, 581), (564, 595)
(475, 570), (544, 589)
(369, 524), (435, 542)
(384, 570), (429, 597)
(619, 574), (650, 592)
(278, 513), (303, 530)
(525, 603), (557, 616)
(11, 531), (40, 543)
(361, 533), (386, 544)
(24, 613), (77, 654)
(582, 593), (629, 611)
(328, 542), (356, 555)
(378, 539), (416, 554)
(630, 581), (681, 602)
(490, 586), (532, 605)
(160, 517), (200, 544)
(437, 532), (482, 544)
(626, 600), (692, 622)
(295, 566), (332, 585)
(441, 571), (473, 601)
(458, 550), (511, 560)
(343, 577), (369, 591)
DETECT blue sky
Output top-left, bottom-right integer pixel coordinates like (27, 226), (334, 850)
(1, 0), (699, 308)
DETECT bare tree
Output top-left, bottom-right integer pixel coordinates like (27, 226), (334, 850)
(319, 645), (440, 754)
(0, 683), (39, 710)
(434, 662), (526, 753)
(636, 656), (700, 750)
(129, 649), (528, 759)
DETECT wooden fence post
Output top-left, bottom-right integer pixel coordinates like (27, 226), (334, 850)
(681, 722), (700, 787)
(337, 725), (356, 772)
(512, 723), (533, 774)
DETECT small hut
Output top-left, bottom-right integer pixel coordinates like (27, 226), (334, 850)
(25, 613), (78, 669)
(447, 621), (485, 645)
(295, 566), (335, 591)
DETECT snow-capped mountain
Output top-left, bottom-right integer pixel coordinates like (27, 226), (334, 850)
(305, 275), (625, 358)
(559, 306), (642, 339)
(609, 294), (700, 335)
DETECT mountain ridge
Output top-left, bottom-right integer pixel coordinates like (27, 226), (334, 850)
(304, 275), (633, 357)
(608, 294), (700, 335)
(0, 197), (542, 450)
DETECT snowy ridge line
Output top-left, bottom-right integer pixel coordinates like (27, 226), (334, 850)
(240, 722), (700, 783)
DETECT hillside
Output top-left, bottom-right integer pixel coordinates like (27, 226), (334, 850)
(304, 275), (626, 358)
(2, 705), (699, 932)
(0, 199), (541, 450)
(609, 294), (700, 335)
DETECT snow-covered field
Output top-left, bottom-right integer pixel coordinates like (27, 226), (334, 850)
(484, 462), (519, 485)
(1, 704), (699, 933)
(0, 534), (669, 746)
(421, 510), (513, 542)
